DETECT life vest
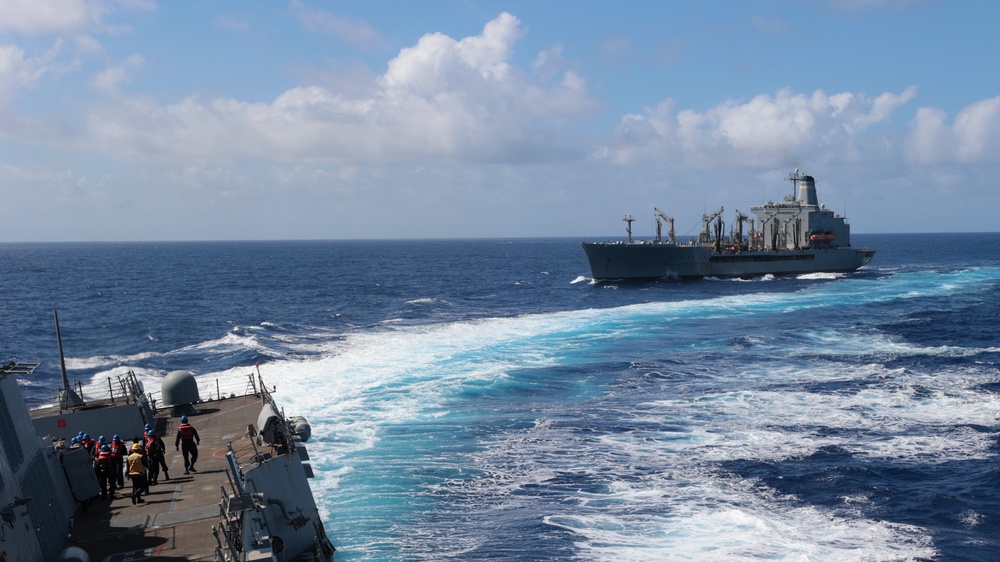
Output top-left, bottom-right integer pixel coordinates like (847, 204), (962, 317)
(110, 439), (127, 458)
(97, 451), (114, 469)
(178, 423), (195, 440)
(80, 438), (96, 455)
(146, 439), (160, 455)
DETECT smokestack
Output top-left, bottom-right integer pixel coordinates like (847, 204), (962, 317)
(798, 175), (819, 206)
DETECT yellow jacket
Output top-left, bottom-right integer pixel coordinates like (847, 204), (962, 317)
(127, 452), (147, 476)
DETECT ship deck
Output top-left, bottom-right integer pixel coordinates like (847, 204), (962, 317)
(67, 393), (265, 561)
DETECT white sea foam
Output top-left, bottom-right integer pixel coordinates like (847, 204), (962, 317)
(175, 265), (1000, 559)
(65, 351), (157, 370)
(547, 502), (937, 561)
(404, 297), (454, 306)
(186, 329), (258, 352)
(450, 402), (944, 560)
(797, 272), (843, 280)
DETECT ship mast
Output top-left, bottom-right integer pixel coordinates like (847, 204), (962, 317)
(623, 214), (635, 243)
(55, 310), (85, 409)
(786, 168), (803, 198)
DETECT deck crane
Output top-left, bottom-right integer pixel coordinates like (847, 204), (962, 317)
(733, 209), (750, 248)
(699, 206), (724, 245)
(758, 210), (778, 250)
(653, 208), (676, 244)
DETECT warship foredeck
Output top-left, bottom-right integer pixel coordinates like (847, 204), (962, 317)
(68, 393), (266, 561)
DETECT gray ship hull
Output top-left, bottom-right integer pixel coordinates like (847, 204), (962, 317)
(582, 242), (876, 280)
(583, 171), (876, 280)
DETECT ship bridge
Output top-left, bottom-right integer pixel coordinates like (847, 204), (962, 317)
(750, 172), (851, 251)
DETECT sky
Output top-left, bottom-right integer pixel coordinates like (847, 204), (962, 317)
(1, 0), (998, 242)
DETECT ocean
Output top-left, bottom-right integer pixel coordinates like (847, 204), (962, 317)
(2, 233), (999, 561)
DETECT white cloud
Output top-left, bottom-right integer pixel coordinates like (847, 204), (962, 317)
(80, 13), (599, 166)
(848, 86), (917, 131)
(383, 12), (524, 91)
(0, 0), (144, 100)
(532, 44), (563, 72)
(0, 0), (105, 35)
(953, 97), (1000, 162)
(906, 107), (950, 164)
(0, 44), (34, 95)
(74, 34), (104, 54)
(89, 53), (143, 94)
(906, 97), (1000, 165)
(0, 39), (71, 99)
(291, 0), (386, 51)
(0, 0), (154, 40)
(601, 87), (919, 168)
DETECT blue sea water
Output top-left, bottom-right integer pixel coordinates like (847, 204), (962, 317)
(2, 233), (999, 561)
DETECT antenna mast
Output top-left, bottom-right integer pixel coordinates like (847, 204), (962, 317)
(55, 310), (85, 408)
(786, 168), (803, 198)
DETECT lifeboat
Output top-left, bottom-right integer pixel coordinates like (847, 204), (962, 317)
(809, 232), (837, 242)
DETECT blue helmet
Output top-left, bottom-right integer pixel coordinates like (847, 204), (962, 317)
(71, 437), (79, 444)
(180, 415), (188, 422)
(77, 431), (84, 437)
(100, 444), (110, 452)
(144, 423), (153, 431)
(98, 435), (106, 443)
(148, 430), (156, 437)
(113, 434), (120, 441)
(83, 433), (90, 440)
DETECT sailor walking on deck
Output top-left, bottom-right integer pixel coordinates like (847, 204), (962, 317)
(175, 415), (201, 474)
(145, 430), (169, 484)
(96, 444), (117, 499)
(126, 443), (147, 504)
(109, 434), (128, 488)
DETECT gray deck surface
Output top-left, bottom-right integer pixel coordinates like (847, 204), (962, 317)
(67, 394), (266, 561)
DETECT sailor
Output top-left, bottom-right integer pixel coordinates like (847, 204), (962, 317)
(79, 433), (96, 456)
(96, 444), (116, 499)
(109, 434), (128, 489)
(175, 415), (201, 474)
(149, 430), (170, 480)
(145, 430), (166, 485)
(126, 443), (147, 504)
(130, 435), (150, 493)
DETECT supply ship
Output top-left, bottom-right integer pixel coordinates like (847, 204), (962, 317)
(581, 170), (875, 280)
(1, 312), (335, 561)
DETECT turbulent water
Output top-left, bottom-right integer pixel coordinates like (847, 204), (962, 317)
(2, 233), (999, 561)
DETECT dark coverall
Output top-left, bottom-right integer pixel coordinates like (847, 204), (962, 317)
(175, 422), (201, 473)
(96, 450), (117, 499)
